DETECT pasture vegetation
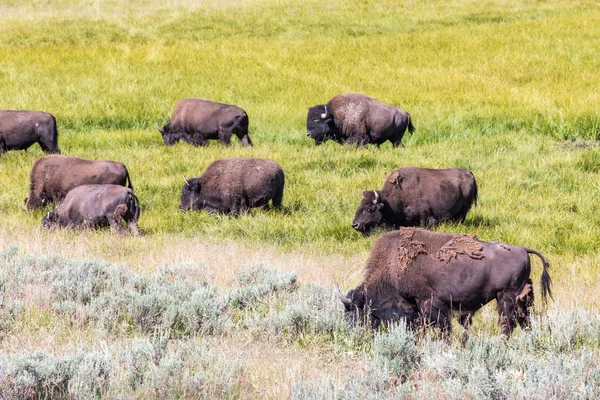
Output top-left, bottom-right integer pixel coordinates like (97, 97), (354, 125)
(0, 0), (599, 397)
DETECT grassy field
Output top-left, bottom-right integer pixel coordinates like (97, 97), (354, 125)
(1, 0), (600, 397)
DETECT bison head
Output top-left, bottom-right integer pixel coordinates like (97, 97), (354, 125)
(180, 177), (201, 211)
(156, 124), (181, 146)
(337, 285), (417, 329)
(41, 210), (59, 229)
(352, 190), (385, 234)
(306, 105), (339, 145)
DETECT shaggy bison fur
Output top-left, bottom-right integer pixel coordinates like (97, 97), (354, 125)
(352, 167), (478, 234)
(0, 110), (60, 154)
(26, 155), (133, 209)
(338, 228), (552, 336)
(157, 98), (251, 147)
(42, 184), (140, 235)
(306, 93), (414, 147)
(180, 158), (284, 215)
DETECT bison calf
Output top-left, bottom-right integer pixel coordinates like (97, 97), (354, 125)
(338, 228), (552, 336)
(353, 167), (477, 234)
(0, 110), (60, 154)
(26, 155), (133, 209)
(180, 158), (284, 215)
(307, 93), (414, 147)
(42, 184), (140, 235)
(157, 98), (252, 147)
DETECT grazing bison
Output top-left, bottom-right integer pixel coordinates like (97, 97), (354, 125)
(352, 167), (477, 234)
(156, 98), (252, 147)
(0, 110), (60, 154)
(42, 184), (140, 235)
(306, 93), (415, 147)
(337, 228), (552, 336)
(26, 155), (133, 209)
(180, 158), (284, 215)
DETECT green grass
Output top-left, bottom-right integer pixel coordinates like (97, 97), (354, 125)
(0, 1), (600, 396)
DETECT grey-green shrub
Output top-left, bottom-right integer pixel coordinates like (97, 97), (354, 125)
(229, 264), (297, 309)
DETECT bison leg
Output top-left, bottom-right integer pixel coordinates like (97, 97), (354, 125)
(345, 135), (369, 147)
(239, 133), (253, 147)
(496, 292), (518, 336)
(127, 221), (140, 236)
(516, 279), (534, 331)
(109, 204), (128, 234)
(218, 127), (232, 146)
(183, 133), (207, 146)
(419, 298), (451, 336)
(272, 185), (284, 209)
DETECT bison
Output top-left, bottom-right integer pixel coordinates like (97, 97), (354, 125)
(0, 110), (60, 154)
(26, 155), (133, 209)
(306, 93), (415, 147)
(180, 158), (284, 215)
(337, 228), (552, 336)
(352, 167), (477, 234)
(156, 98), (252, 147)
(42, 184), (140, 235)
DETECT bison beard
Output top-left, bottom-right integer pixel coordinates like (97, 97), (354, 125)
(338, 228), (552, 337)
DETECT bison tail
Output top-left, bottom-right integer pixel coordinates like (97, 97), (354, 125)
(125, 169), (134, 191)
(407, 113), (416, 135)
(525, 248), (552, 303)
(128, 192), (141, 222)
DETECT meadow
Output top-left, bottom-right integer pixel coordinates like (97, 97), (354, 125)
(0, 0), (599, 397)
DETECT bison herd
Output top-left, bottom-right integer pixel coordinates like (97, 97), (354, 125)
(1, 93), (552, 337)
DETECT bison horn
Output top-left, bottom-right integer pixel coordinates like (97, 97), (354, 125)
(373, 191), (380, 204)
(321, 105), (328, 119)
(183, 176), (190, 187)
(336, 283), (352, 305)
(155, 124), (164, 133)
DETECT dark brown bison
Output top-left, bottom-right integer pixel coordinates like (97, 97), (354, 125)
(26, 155), (133, 209)
(156, 98), (251, 147)
(180, 158), (284, 215)
(352, 167), (477, 234)
(0, 110), (60, 154)
(306, 93), (415, 147)
(337, 228), (552, 336)
(42, 184), (140, 234)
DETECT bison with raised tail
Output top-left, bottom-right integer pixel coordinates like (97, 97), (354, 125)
(0, 110), (60, 154)
(42, 184), (140, 235)
(352, 167), (477, 234)
(306, 93), (415, 147)
(180, 158), (284, 215)
(337, 228), (552, 336)
(156, 98), (252, 147)
(26, 155), (134, 209)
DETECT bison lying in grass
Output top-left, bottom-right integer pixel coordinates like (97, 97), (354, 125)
(42, 184), (140, 235)
(157, 98), (252, 147)
(352, 167), (478, 234)
(0, 110), (60, 154)
(306, 93), (414, 147)
(337, 228), (552, 336)
(26, 155), (133, 209)
(180, 158), (284, 215)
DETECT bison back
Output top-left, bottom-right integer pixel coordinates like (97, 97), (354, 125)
(202, 158), (284, 206)
(169, 98), (246, 136)
(0, 110), (56, 151)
